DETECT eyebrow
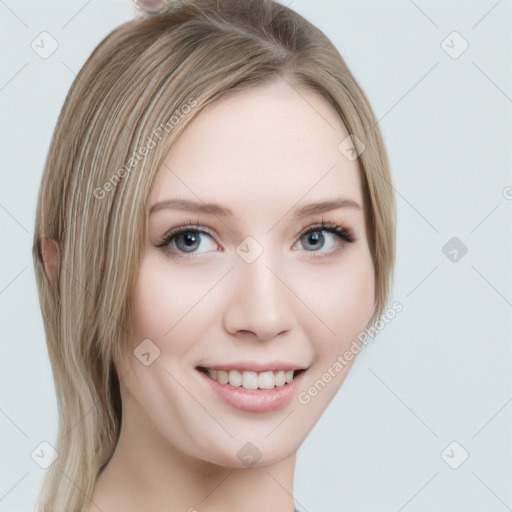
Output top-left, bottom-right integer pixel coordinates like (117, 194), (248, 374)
(149, 197), (361, 218)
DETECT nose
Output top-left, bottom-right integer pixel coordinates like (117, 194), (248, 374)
(222, 249), (297, 341)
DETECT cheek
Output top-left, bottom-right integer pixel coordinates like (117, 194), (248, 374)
(128, 253), (231, 368)
(130, 261), (173, 345)
(300, 250), (375, 354)
(130, 255), (207, 346)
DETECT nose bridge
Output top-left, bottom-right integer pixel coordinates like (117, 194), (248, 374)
(222, 239), (296, 339)
(239, 247), (283, 304)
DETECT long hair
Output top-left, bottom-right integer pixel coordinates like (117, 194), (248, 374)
(32, 0), (395, 509)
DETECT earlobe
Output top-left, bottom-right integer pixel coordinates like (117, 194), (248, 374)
(39, 238), (60, 282)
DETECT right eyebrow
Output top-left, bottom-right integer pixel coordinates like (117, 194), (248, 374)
(149, 199), (233, 216)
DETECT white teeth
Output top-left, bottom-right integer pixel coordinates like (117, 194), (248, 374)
(258, 371), (274, 389)
(204, 368), (300, 390)
(217, 369), (229, 384)
(228, 370), (242, 387)
(242, 371), (258, 390)
(274, 370), (285, 387)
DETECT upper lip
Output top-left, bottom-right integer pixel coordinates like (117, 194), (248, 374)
(196, 361), (308, 372)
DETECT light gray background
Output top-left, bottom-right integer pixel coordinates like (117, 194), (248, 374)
(1, 1), (511, 511)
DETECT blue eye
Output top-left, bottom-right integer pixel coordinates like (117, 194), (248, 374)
(156, 220), (355, 258)
(297, 225), (353, 253)
(158, 227), (217, 255)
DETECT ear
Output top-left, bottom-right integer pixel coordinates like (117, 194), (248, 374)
(39, 238), (60, 282)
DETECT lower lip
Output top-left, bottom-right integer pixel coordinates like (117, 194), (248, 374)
(197, 369), (306, 413)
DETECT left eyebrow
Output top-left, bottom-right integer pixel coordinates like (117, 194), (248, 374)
(149, 197), (362, 217)
(292, 198), (362, 219)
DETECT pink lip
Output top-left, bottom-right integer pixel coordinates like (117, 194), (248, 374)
(197, 369), (306, 413)
(197, 361), (305, 372)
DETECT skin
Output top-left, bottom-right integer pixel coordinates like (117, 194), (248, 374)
(87, 77), (376, 512)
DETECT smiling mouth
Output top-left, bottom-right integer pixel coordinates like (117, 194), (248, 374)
(196, 367), (306, 391)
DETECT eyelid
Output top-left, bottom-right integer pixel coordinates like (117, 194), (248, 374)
(293, 219), (355, 245)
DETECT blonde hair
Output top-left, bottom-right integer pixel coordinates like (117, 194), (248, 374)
(32, 0), (395, 510)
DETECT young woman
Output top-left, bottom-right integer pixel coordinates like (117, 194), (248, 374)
(33, 0), (396, 510)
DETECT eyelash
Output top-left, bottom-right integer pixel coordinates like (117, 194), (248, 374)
(155, 217), (356, 259)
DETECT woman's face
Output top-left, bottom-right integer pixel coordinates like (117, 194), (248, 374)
(118, 79), (375, 468)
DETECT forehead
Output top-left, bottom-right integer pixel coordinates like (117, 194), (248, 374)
(150, 79), (363, 218)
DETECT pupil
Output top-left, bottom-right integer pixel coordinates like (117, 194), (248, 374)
(181, 231), (199, 251)
(306, 231), (323, 249)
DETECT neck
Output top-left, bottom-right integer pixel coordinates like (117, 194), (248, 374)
(89, 391), (297, 512)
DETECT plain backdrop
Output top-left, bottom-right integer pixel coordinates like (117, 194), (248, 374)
(1, 1), (511, 511)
